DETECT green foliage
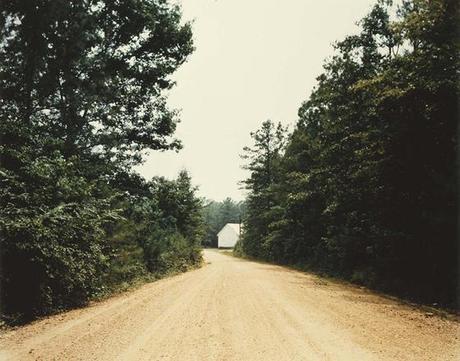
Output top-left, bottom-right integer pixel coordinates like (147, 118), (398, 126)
(140, 171), (204, 273)
(0, 148), (117, 320)
(239, 0), (458, 307)
(0, 0), (193, 164)
(0, 0), (202, 323)
(101, 171), (204, 293)
(143, 231), (201, 274)
(238, 120), (288, 259)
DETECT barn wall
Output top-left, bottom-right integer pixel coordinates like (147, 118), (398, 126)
(218, 226), (239, 248)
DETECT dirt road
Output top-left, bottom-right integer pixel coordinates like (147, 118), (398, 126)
(0, 249), (458, 360)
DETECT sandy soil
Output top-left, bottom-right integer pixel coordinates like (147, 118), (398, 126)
(0, 249), (459, 361)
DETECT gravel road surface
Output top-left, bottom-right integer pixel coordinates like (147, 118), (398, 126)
(0, 249), (458, 360)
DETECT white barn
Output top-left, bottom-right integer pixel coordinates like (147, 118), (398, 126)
(217, 223), (241, 248)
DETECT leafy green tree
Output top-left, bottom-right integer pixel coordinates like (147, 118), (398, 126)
(0, 0), (197, 321)
(0, 0), (193, 165)
(102, 171), (204, 288)
(141, 171), (204, 273)
(239, 0), (458, 306)
(0, 149), (119, 319)
(239, 120), (287, 259)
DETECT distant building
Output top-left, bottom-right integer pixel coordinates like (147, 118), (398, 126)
(217, 223), (241, 248)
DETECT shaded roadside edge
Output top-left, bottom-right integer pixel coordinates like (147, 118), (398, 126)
(0, 251), (206, 333)
(228, 250), (460, 322)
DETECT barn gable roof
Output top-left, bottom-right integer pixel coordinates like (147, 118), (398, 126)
(217, 223), (241, 236)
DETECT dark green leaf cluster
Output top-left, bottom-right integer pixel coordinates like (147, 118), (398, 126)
(239, 0), (458, 307)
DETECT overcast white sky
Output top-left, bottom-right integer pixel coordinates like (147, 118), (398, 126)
(137, 0), (375, 201)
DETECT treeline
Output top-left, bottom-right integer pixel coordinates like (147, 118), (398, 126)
(201, 198), (246, 247)
(237, 0), (458, 307)
(0, 1), (203, 323)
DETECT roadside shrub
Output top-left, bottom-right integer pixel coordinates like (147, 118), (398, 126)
(0, 202), (112, 321)
(0, 152), (118, 322)
(143, 231), (201, 274)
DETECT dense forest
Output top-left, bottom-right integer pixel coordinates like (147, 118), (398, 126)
(201, 198), (246, 247)
(236, 0), (458, 307)
(0, 1), (204, 323)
